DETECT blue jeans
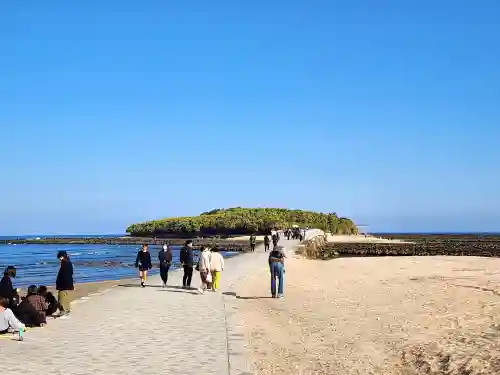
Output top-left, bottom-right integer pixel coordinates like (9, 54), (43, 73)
(270, 261), (284, 296)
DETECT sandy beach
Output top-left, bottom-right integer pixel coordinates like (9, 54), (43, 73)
(327, 234), (414, 244)
(234, 252), (500, 374)
(15, 278), (134, 302)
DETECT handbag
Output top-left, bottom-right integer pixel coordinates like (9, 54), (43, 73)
(206, 272), (212, 283)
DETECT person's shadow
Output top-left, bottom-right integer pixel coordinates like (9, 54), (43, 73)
(222, 292), (273, 300)
(118, 284), (198, 294)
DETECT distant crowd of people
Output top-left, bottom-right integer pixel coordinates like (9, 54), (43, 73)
(0, 250), (74, 335)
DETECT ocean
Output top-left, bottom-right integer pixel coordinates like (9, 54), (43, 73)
(0, 235), (238, 287)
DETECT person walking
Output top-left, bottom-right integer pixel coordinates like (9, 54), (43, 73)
(56, 251), (74, 316)
(268, 245), (286, 299)
(264, 235), (270, 252)
(249, 234), (257, 252)
(135, 244), (152, 288)
(197, 246), (212, 294)
(210, 247), (225, 292)
(180, 240), (195, 289)
(158, 244), (173, 287)
(271, 231), (279, 249)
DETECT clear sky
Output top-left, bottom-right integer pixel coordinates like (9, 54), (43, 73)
(1, 1), (499, 235)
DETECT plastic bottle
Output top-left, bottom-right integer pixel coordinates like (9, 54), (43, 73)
(18, 327), (24, 341)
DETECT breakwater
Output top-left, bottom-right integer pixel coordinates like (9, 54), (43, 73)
(0, 236), (252, 252)
(297, 234), (500, 259)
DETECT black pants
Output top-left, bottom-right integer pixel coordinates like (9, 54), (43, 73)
(264, 244), (270, 252)
(272, 241), (278, 249)
(250, 244), (256, 252)
(183, 265), (193, 287)
(160, 265), (170, 284)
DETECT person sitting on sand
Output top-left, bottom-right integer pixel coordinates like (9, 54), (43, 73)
(37, 285), (59, 316)
(268, 245), (287, 299)
(56, 251), (74, 316)
(0, 297), (25, 335)
(16, 285), (48, 327)
(135, 244), (152, 288)
(158, 244), (173, 287)
(210, 247), (225, 292)
(0, 266), (19, 309)
(25, 285), (49, 325)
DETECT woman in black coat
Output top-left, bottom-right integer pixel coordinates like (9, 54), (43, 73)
(0, 266), (19, 308)
(135, 244), (152, 288)
(56, 251), (74, 316)
(158, 244), (173, 287)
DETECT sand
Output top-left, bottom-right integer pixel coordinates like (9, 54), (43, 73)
(327, 234), (414, 244)
(17, 278), (135, 302)
(234, 254), (500, 374)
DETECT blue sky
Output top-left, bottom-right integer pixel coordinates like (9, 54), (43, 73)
(1, 1), (499, 235)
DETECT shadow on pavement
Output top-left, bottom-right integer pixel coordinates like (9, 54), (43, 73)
(157, 289), (198, 295)
(223, 292), (273, 300)
(117, 283), (163, 288)
(236, 296), (273, 300)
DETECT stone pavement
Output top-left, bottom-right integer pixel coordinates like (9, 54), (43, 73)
(1, 238), (301, 375)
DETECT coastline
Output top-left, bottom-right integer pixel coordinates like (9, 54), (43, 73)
(0, 236), (252, 250)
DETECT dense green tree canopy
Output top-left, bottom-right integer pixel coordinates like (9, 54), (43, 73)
(126, 208), (358, 237)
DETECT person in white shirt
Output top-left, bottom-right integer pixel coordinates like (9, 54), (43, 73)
(0, 297), (25, 334)
(197, 247), (212, 294)
(210, 247), (225, 292)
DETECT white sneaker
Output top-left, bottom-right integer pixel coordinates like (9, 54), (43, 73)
(198, 288), (205, 294)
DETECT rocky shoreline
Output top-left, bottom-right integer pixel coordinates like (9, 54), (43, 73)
(297, 234), (500, 258)
(0, 236), (253, 252)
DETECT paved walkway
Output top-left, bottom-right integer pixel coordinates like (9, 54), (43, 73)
(2, 238), (301, 375)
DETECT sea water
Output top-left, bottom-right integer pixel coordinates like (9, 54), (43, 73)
(0, 240), (237, 287)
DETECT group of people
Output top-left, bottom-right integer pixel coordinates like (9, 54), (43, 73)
(261, 230), (281, 252)
(255, 227), (306, 253)
(134, 240), (225, 294)
(285, 227), (307, 241)
(0, 250), (74, 335)
(1, 232), (294, 335)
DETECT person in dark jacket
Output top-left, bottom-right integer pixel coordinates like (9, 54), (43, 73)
(135, 244), (152, 288)
(179, 240), (194, 288)
(38, 285), (60, 316)
(0, 266), (18, 309)
(249, 234), (257, 252)
(158, 244), (173, 287)
(16, 285), (48, 327)
(56, 251), (74, 316)
(268, 246), (287, 298)
(272, 232), (279, 249)
(263, 235), (270, 252)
